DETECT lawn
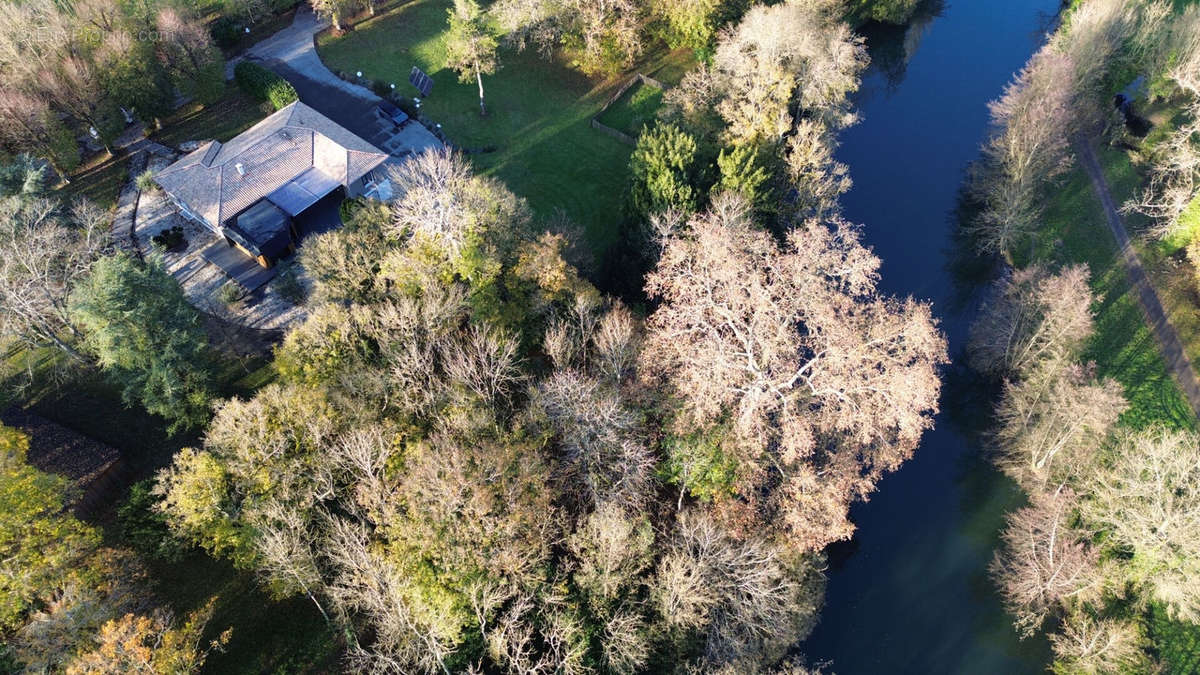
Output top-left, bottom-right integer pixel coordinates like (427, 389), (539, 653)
(1022, 153), (1194, 432)
(596, 79), (664, 138)
(152, 87), (273, 149)
(58, 152), (134, 209)
(316, 0), (694, 254)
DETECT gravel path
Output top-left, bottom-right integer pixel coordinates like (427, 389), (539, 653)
(1074, 135), (1200, 420)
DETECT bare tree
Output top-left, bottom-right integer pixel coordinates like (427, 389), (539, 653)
(712, 0), (867, 144)
(601, 608), (651, 674)
(492, 0), (564, 58)
(38, 56), (123, 156)
(311, 0), (358, 32)
(993, 361), (1125, 490)
(969, 49), (1075, 256)
(444, 324), (524, 407)
(324, 518), (455, 674)
(0, 196), (109, 360)
(1125, 103), (1200, 239)
(567, 504), (654, 611)
(1121, 8), (1200, 238)
(329, 425), (396, 521)
(534, 370), (656, 511)
(785, 119), (852, 219)
(1163, 7), (1200, 100)
(0, 89), (79, 180)
(155, 9), (224, 104)
(654, 511), (823, 669)
(255, 500), (332, 625)
(387, 149), (530, 260)
(642, 193), (946, 550)
(1084, 427), (1200, 623)
(1052, 0), (1166, 131)
(492, 0), (642, 74)
(990, 486), (1102, 636)
(1049, 612), (1150, 675)
(967, 264), (1095, 377)
(592, 303), (640, 383)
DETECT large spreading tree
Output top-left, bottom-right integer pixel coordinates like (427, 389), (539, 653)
(641, 192), (946, 550)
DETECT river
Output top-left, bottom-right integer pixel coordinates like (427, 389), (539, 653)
(801, 0), (1062, 672)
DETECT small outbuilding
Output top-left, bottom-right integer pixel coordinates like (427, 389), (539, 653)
(1, 407), (126, 517)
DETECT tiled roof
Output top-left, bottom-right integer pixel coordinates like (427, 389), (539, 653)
(155, 101), (388, 227)
(1, 407), (120, 491)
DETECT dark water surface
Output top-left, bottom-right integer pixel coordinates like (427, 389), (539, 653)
(802, 1), (1061, 672)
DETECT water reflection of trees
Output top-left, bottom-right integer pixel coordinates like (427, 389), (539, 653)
(862, 0), (946, 92)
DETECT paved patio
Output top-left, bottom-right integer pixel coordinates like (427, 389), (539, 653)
(133, 165), (308, 332)
(199, 240), (276, 291)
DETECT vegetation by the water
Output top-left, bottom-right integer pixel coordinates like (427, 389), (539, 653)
(970, 1), (1200, 671)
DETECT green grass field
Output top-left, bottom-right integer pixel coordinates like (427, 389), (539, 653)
(58, 152), (133, 209)
(317, 0), (693, 254)
(1028, 140), (1200, 670)
(152, 87), (273, 149)
(1024, 154), (1195, 431)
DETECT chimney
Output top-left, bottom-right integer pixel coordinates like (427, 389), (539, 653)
(235, 163), (246, 177)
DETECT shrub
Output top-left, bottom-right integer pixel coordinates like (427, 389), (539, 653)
(151, 225), (186, 250)
(210, 16), (241, 49)
(629, 122), (700, 219)
(339, 196), (365, 225)
(395, 97), (419, 118)
(135, 169), (159, 194)
(218, 280), (245, 305)
(118, 480), (191, 563)
(272, 261), (307, 305)
(658, 427), (739, 502)
(234, 61), (298, 111)
(371, 79), (392, 98)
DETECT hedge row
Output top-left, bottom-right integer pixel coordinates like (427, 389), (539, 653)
(234, 61), (299, 111)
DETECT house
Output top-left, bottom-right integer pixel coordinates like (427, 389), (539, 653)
(156, 101), (391, 268)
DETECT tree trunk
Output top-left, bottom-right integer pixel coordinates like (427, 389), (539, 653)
(476, 68), (486, 116)
(46, 332), (88, 363)
(306, 589), (332, 626)
(50, 159), (71, 185)
(332, 13), (342, 31)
